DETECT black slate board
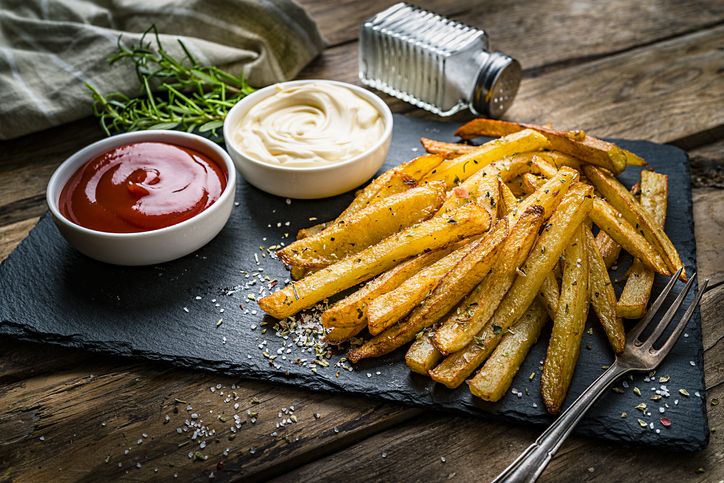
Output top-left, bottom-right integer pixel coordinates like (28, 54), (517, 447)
(0, 114), (708, 450)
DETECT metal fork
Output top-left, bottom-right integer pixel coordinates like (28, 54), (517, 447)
(493, 267), (708, 483)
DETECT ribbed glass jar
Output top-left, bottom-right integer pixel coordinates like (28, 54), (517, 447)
(359, 3), (521, 118)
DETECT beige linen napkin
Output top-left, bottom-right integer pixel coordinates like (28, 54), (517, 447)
(0, 0), (325, 140)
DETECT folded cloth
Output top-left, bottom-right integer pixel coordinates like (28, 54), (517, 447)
(0, 0), (325, 140)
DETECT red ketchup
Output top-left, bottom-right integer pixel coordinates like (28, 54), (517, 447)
(59, 142), (227, 233)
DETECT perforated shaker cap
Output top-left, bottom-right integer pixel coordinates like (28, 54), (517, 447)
(471, 52), (521, 118)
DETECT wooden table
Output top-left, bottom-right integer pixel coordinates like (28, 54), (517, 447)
(1, 1), (722, 481)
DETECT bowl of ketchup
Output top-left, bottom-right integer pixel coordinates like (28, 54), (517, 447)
(47, 131), (236, 265)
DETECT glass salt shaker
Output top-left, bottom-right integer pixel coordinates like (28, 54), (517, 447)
(359, 2), (521, 118)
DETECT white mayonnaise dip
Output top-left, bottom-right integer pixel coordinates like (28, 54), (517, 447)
(233, 83), (385, 167)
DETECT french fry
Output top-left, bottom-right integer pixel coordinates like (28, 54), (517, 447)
(590, 197), (670, 275)
(538, 272), (560, 319)
(406, 332), (443, 375)
(406, 168), (577, 355)
(436, 171), (500, 223)
(259, 204), (491, 320)
(504, 178), (559, 320)
(428, 183), (594, 388)
(521, 173), (545, 194)
(297, 222), (329, 240)
(541, 225), (590, 414)
(455, 119), (645, 173)
(321, 246), (457, 329)
(595, 230), (622, 269)
(299, 154), (446, 242)
(498, 179), (518, 217)
(367, 240), (480, 335)
(468, 300), (548, 401)
(422, 129), (550, 187)
(420, 138), (476, 158)
(617, 170), (669, 318)
(530, 157), (558, 178)
(347, 219), (510, 363)
(545, 151), (584, 170)
(279, 182), (447, 269)
(325, 324), (365, 345)
(590, 182), (641, 270)
(584, 227), (625, 353)
(433, 205), (545, 354)
(585, 166), (684, 280)
(290, 266), (312, 281)
(368, 168), (578, 348)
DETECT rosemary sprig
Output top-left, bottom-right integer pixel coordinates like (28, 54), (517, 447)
(86, 25), (254, 139)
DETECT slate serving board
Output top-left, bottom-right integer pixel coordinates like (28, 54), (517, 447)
(0, 114), (708, 450)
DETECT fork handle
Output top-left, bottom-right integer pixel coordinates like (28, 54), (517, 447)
(493, 362), (629, 483)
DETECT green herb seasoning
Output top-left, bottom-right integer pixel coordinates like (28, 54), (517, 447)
(87, 26), (254, 138)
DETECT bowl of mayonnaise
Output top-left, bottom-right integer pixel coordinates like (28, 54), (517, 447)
(223, 80), (393, 199)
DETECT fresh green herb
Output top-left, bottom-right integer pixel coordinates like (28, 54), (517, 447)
(86, 25), (254, 138)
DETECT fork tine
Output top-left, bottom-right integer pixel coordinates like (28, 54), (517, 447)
(653, 278), (709, 359)
(628, 266), (684, 343)
(640, 273), (697, 349)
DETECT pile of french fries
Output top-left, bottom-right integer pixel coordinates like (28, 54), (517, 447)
(258, 119), (684, 414)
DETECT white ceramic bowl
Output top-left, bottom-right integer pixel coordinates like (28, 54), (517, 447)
(223, 79), (393, 199)
(46, 131), (236, 266)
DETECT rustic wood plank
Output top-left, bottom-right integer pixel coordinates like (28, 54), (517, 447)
(0, 218), (38, 262)
(690, 138), (724, 189)
(0, 339), (420, 481)
(295, 0), (477, 46)
(301, 24), (724, 145)
(507, 26), (724, 144)
(692, 189), (724, 283)
(296, 0), (724, 68)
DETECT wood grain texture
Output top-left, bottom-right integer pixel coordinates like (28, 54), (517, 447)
(0, 0), (723, 481)
(507, 26), (724, 144)
(0, 346), (419, 481)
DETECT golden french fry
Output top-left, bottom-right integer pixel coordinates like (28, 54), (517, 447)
(590, 197), (670, 275)
(498, 179), (518, 217)
(406, 332), (443, 375)
(530, 151), (583, 173)
(279, 182), (446, 269)
(434, 205), (545, 354)
(259, 204), (491, 319)
(521, 173), (545, 194)
(595, 230), (622, 269)
(455, 119), (644, 173)
(584, 227), (625, 353)
(541, 225), (590, 414)
(420, 138), (476, 158)
(436, 172), (500, 224)
(538, 272), (560, 319)
(367, 240), (479, 335)
(321, 246), (456, 329)
(503, 178), (559, 321)
(290, 266), (312, 281)
(429, 183), (594, 388)
(585, 166), (684, 280)
(618, 170), (669, 318)
(347, 219), (509, 363)
(530, 156), (558, 179)
(325, 324), (366, 344)
(468, 300), (548, 401)
(422, 129), (550, 187)
(591, 182), (641, 269)
(297, 222), (330, 240)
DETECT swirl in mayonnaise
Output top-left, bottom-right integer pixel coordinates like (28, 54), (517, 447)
(233, 83), (385, 167)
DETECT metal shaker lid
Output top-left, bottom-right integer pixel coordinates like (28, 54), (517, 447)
(471, 52), (521, 118)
